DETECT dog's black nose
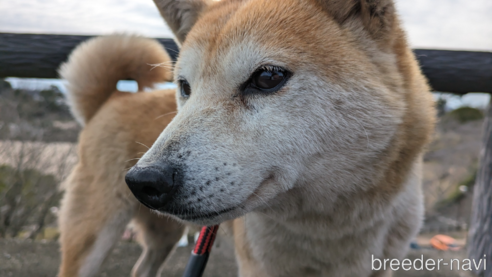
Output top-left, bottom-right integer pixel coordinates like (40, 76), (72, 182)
(125, 165), (177, 210)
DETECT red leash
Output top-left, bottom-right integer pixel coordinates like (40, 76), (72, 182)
(182, 225), (219, 277)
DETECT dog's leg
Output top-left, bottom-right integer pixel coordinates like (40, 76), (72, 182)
(58, 170), (134, 277)
(131, 207), (185, 277)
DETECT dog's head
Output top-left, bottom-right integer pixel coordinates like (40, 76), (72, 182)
(126, 0), (428, 225)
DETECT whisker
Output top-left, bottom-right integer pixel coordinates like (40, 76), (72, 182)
(164, 48), (180, 54)
(148, 62), (176, 70)
(155, 111), (177, 120)
(135, 141), (150, 149)
(125, 158), (140, 163)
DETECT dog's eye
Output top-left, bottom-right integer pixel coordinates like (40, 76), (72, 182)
(244, 66), (291, 94)
(180, 80), (191, 98)
(252, 69), (285, 89)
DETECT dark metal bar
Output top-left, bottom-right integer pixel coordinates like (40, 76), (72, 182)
(414, 49), (492, 94)
(0, 33), (179, 79)
(1, 33), (491, 94)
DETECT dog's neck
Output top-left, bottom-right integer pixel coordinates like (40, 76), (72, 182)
(253, 184), (390, 239)
(241, 165), (422, 275)
(252, 157), (422, 239)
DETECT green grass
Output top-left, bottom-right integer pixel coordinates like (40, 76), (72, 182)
(447, 107), (484, 123)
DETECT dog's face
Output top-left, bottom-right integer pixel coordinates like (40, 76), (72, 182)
(127, 0), (407, 225)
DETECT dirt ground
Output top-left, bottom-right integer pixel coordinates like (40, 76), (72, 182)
(0, 235), (475, 277)
(0, 235), (237, 277)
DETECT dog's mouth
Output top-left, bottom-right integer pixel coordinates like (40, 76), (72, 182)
(164, 172), (277, 223)
(170, 206), (238, 221)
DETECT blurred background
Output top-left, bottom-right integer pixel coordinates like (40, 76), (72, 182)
(0, 0), (491, 276)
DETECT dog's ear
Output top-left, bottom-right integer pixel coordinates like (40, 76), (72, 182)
(315, 0), (397, 42)
(153, 0), (207, 44)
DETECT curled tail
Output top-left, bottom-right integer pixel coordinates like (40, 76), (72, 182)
(59, 34), (173, 126)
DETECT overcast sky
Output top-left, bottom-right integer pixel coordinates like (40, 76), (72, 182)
(1, 0), (491, 51)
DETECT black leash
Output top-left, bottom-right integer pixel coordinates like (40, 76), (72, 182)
(182, 225), (219, 277)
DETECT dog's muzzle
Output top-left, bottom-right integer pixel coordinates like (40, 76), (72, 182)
(125, 165), (178, 210)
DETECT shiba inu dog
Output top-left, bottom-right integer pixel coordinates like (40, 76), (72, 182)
(58, 35), (185, 277)
(58, 0), (435, 276)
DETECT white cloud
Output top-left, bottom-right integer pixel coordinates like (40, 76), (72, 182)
(395, 0), (492, 50)
(0, 0), (173, 38)
(0, 0), (490, 50)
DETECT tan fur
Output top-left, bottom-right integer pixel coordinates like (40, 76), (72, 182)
(59, 34), (173, 126)
(59, 0), (436, 275)
(142, 0), (435, 276)
(57, 35), (184, 277)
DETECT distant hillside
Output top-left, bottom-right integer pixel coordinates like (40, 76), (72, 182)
(0, 79), (80, 142)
